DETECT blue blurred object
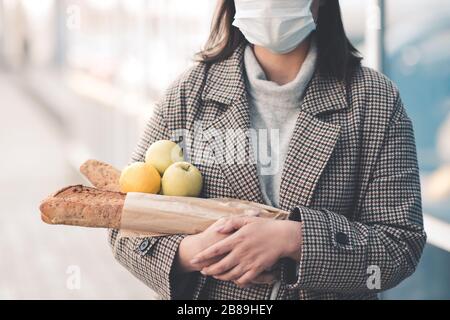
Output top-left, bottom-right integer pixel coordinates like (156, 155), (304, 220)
(380, 7), (450, 300)
(385, 13), (450, 172)
(383, 244), (450, 300)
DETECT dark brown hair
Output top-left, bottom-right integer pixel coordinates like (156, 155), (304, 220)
(198, 0), (362, 81)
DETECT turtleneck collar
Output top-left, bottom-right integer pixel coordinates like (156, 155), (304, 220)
(244, 36), (318, 107)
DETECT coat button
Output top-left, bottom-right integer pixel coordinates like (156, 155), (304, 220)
(335, 232), (349, 245)
(139, 239), (151, 253)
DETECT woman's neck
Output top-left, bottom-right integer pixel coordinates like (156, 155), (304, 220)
(253, 37), (312, 85)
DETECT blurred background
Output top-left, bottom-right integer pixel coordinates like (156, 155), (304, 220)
(0, 0), (448, 300)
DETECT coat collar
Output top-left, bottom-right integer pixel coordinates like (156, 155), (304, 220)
(201, 43), (347, 208)
(201, 43), (248, 106)
(201, 42), (349, 116)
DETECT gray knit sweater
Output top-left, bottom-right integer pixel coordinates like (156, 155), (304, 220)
(244, 40), (318, 208)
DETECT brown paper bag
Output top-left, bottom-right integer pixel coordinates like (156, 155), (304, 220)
(120, 192), (289, 235)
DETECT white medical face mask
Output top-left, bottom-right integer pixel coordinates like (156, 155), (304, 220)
(233, 0), (316, 54)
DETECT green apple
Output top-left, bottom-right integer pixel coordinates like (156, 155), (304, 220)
(145, 140), (184, 175)
(161, 162), (203, 197)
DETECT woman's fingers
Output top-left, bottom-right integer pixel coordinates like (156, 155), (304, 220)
(215, 217), (245, 233)
(195, 255), (224, 271)
(216, 214), (261, 233)
(201, 251), (239, 276)
(211, 263), (246, 282)
(208, 218), (227, 231)
(191, 235), (236, 264)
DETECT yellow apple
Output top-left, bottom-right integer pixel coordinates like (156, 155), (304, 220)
(161, 162), (203, 197)
(119, 162), (161, 194)
(145, 140), (184, 175)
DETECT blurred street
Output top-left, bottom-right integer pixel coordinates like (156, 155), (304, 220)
(0, 72), (153, 299)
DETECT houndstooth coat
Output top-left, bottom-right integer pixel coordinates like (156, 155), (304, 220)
(108, 43), (426, 300)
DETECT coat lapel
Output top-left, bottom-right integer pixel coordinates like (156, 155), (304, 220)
(200, 43), (348, 208)
(201, 44), (265, 203)
(278, 73), (347, 211)
(202, 96), (265, 203)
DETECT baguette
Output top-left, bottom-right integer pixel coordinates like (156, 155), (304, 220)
(40, 185), (125, 228)
(80, 159), (121, 192)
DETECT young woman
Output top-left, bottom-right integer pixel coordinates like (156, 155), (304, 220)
(109, 0), (426, 300)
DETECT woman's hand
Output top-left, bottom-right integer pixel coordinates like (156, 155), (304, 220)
(176, 219), (229, 273)
(175, 218), (279, 286)
(190, 217), (303, 288)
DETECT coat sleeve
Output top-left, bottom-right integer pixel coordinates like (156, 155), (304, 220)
(281, 94), (427, 293)
(108, 84), (198, 300)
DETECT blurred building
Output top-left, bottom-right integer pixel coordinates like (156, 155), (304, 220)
(0, 0), (448, 299)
